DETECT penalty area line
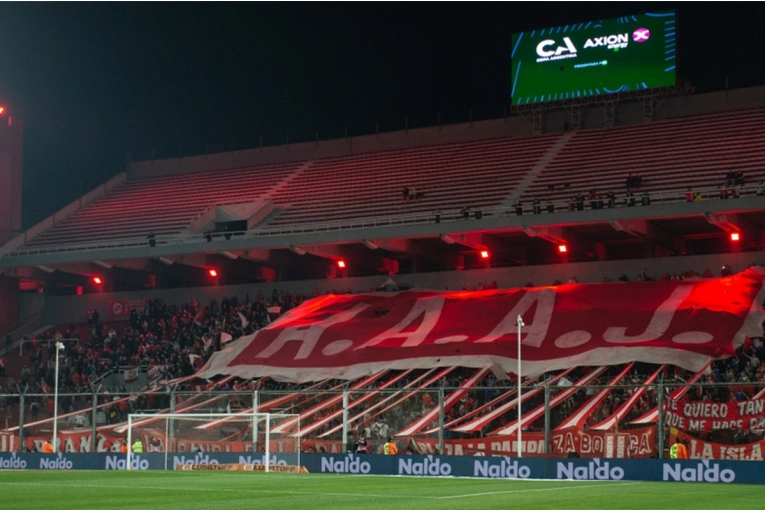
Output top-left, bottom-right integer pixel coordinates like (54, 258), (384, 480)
(437, 481), (643, 499)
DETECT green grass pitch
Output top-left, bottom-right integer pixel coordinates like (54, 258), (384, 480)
(0, 471), (761, 510)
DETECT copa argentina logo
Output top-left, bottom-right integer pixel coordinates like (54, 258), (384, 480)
(474, 458), (531, 479)
(399, 456), (452, 476)
(40, 453), (73, 470)
(172, 452), (220, 470)
(556, 459), (624, 480)
(320, 454), (371, 474)
(0, 453), (27, 469)
(105, 454), (149, 470)
(536, 37), (577, 62)
(583, 33), (630, 50)
(663, 460), (735, 483)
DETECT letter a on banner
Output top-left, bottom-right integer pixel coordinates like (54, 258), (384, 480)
(474, 289), (555, 348)
(356, 296), (446, 349)
(255, 303), (370, 360)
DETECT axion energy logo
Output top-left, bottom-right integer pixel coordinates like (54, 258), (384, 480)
(511, 10), (676, 104)
(633, 28), (651, 42)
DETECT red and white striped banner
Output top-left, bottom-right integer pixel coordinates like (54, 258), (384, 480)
(198, 269), (765, 383)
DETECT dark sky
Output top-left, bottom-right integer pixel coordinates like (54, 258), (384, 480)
(0, 3), (762, 228)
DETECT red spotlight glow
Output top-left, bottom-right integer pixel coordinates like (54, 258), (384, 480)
(93, 277), (102, 285)
(730, 232), (740, 242)
(337, 260), (346, 268)
(558, 244), (568, 253)
(0, 106), (5, 115)
(480, 250), (489, 259)
(208, 269), (218, 277)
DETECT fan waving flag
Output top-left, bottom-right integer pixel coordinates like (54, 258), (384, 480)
(197, 268), (765, 383)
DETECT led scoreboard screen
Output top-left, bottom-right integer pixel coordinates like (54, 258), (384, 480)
(511, 11), (676, 104)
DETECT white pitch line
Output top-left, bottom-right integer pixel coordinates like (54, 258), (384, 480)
(437, 481), (643, 499)
(0, 479), (644, 501)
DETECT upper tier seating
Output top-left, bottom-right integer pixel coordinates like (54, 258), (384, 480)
(265, 136), (557, 227)
(25, 161), (303, 247)
(519, 108), (765, 209)
(17, 107), (765, 250)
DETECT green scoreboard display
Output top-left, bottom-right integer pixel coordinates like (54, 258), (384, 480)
(511, 11), (676, 104)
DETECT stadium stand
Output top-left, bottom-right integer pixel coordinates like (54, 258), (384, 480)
(22, 161), (304, 248)
(3, 94), (765, 460)
(520, 108), (765, 209)
(12, 107), (765, 253)
(265, 135), (557, 226)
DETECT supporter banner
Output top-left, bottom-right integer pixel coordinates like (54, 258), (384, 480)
(12, 430), (299, 456)
(109, 299), (150, 319)
(303, 426), (657, 458)
(123, 367), (139, 384)
(0, 433), (16, 453)
(407, 426), (656, 458)
(198, 269), (765, 382)
(665, 397), (765, 432)
(147, 365), (165, 381)
(671, 429), (765, 461)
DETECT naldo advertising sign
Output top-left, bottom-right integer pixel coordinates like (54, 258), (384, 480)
(1, 452), (764, 484)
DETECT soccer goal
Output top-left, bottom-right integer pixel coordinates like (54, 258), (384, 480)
(126, 412), (300, 471)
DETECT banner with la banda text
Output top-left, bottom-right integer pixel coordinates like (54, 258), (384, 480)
(665, 397), (765, 432)
(671, 429), (765, 461)
(197, 269), (765, 382)
(9, 427), (653, 458)
(303, 426), (657, 458)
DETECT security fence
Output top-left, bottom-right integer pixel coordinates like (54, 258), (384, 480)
(1, 379), (763, 460)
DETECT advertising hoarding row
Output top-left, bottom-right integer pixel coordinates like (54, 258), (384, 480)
(1, 452), (763, 485)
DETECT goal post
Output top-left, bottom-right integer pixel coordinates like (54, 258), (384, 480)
(126, 411), (300, 471)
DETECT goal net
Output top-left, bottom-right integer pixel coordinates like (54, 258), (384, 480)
(126, 412), (300, 471)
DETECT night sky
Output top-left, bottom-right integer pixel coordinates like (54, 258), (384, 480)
(0, 2), (762, 228)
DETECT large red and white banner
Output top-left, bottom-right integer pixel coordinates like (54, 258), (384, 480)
(672, 429), (765, 461)
(665, 397), (765, 432)
(197, 269), (765, 383)
(303, 426), (657, 458)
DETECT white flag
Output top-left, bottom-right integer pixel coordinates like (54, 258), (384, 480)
(221, 332), (233, 344)
(188, 354), (201, 366)
(237, 312), (249, 328)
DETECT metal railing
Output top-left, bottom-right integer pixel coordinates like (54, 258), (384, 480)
(1, 380), (762, 458)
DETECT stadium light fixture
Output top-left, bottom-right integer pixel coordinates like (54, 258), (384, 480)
(480, 250), (490, 259)
(93, 276), (102, 285)
(558, 244), (568, 253)
(337, 260), (346, 269)
(730, 232), (740, 242)
(208, 269), (218, 278)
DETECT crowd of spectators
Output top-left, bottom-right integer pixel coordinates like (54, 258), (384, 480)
(2, 267), (765, 448)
